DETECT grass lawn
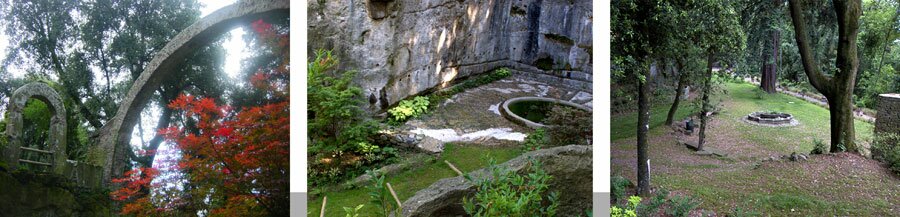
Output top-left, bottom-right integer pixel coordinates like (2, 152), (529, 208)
(610, 98), (696, 141)
(307, 143), (523, 217)
(611, 82), (897, 216)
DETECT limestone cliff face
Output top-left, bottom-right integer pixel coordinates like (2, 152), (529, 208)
(308, 0), (592, 112)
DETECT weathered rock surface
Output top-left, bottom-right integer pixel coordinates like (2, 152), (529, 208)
(875, 94), (900, 135)
(308, 0), (593, 112)
(398, 145), (591, 217)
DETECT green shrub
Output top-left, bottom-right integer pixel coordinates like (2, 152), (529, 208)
(462, 158), (560, 216)
(872, 133), (900, 174)
(545, 105), (592, 146)
(522, 128), (548, 152)
(636, 189), (668, 216)
(307, 49), (393, 187)
(810, 138), (827, 154)
(666, 195), (700, 217)
(365, 170), (397, 217)
(388, 96), (430, 123)
(611, 196), (640, 217)
(610, 176), (633, 203)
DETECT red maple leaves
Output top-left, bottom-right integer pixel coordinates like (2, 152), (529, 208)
(111, 19), (289, 216)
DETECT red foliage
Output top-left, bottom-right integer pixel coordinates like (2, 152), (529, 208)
(112, 19), (289, 216)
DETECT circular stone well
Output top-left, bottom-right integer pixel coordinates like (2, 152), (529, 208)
(745, 111), (798, 127)
(500, 97), (592, 129)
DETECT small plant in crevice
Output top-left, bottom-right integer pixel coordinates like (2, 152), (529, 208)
(810, 138), (828, 155)
(388, 96), (430, 123)
(522, 128), (548, 152)
(462, 158), (559, 216)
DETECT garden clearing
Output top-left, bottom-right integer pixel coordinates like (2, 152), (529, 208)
(611, 82), (899, 216)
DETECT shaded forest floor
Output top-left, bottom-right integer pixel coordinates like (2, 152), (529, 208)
(611, 82), (899, 216)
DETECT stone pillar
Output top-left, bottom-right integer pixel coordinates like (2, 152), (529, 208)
(875, 93), (900, 135)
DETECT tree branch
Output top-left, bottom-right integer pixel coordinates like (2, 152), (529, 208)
(787, 0), (834, 95)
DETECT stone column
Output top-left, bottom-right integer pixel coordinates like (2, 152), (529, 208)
(875, 93), (900, 135)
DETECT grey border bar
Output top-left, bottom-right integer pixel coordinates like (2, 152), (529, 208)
(291, 192), (307, 216)
(594, 192), (610, 216)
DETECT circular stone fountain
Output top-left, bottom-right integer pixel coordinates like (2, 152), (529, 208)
(745, 111), (799, 127)
(500, 97), (592, 129)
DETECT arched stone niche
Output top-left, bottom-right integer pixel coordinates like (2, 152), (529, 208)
(93, 0), (289, 184)
(3, 82), (67, 174)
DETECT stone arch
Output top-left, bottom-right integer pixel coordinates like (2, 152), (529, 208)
(3, 82), (67, 174)
(93, 0), (289, 184)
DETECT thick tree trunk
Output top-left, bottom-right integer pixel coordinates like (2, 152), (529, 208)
(698, 54), (715, 151)
(827, 93), (857, 151)
(787, 0), (861, 152)
(636, 61), (654, 196)
(665, 61), (686, 126)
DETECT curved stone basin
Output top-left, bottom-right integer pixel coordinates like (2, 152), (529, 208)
(746, 111), (797, 126)
(500, 97), (592, 129)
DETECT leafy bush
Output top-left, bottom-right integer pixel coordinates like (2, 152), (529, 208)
(365, 170), (397, 217)
(545, 105), (592, 146)
(872, 133), (900, 174)
(610, 176), (633, 203)
(462, 158), (560, 216)
(810, 138), (827, 154)
(611, 196), (640, 217)
(388, 96), (430, 123)
(666, 195), (700, 217)
(522, 128), (548, 152)
(636, 189), (668, 216)
(308, 50), (394, 187)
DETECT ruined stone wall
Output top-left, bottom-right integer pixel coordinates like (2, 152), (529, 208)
(875, 94), (900, 135)
(308, 0), (592, 112)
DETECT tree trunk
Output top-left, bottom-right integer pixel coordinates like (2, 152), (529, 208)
(787, 0), (861, 152)
(698, 54), (715, 151)
(636, 61), (654, 196)
(826, 93), (857, 151)
(665, 61), (687, 126)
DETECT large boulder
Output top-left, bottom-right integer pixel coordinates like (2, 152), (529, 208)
(398, 145), (591, 216)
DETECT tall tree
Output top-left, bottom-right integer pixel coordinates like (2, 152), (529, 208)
(693, 0), (746, 151)
(613, 0), (678, 196)
(787, 0), (862, 152)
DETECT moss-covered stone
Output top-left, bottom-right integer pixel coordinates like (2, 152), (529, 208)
(0, 169), (113, 216)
